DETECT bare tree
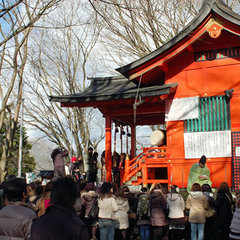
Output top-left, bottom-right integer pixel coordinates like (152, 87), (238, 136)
(88, 0), (199, 67)
(25, 0), (104, 168)
(0, 0), (64, 181)
(0, 0), (63, 48)
(89, 0), (240, 67)
(0, 0), (23, 18)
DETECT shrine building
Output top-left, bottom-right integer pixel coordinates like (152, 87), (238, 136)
(50, 0), (240, 190)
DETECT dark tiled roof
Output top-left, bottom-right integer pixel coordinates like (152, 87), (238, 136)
(49, 76), (177, 103)
(116, 0), (240, 77)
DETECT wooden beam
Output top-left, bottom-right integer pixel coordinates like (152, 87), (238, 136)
(114, 114), (165, 126)
(187, 45), (194, 52)
(157, 62), (168, 72)
(110, 103), (165, 116)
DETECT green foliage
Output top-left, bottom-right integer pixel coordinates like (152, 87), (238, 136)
(0, 122), (36, 177)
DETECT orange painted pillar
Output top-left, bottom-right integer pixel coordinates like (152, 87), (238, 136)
(123, 154), (130, 183)
(130, 125), (136, 159)
(142, 162), (148, 187)
(105, 116), (112, 182)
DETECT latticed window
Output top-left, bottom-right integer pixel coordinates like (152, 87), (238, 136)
(184, 96), (230, 132)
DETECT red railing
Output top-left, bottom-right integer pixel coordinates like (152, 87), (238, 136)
(123, 146), (169, 185)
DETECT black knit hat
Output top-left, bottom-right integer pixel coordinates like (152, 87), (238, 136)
(199, 155), (206, 164)
(100, 182), (112, 194)
(50, 148), (62, 160)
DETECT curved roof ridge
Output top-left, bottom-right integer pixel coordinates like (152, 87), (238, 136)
(87, 75), (127, 81)
(116, 0), (240, 78)
(212, 0), (240, 23)
(206, 0), (225, 8)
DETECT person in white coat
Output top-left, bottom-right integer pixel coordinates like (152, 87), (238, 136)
(114, 187), (130, 240)
(98, 182), (118, 240)
(167, 185), (185, 240)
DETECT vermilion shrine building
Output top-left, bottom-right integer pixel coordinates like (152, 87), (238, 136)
(50, 0), (240, 190)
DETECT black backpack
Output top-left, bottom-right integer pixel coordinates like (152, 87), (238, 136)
(138, 193), (150, 219)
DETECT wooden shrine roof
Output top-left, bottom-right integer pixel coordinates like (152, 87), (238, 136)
(49, 76), (177, 107)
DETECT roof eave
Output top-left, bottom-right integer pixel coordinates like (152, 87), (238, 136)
(49, 83), (177, 104)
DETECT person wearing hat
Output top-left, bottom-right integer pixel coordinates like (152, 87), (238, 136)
(68, 157), (77, 177)
(69, 156), (85, 180)
(51, 148), (69, 181)
(187, 155), (212, 193)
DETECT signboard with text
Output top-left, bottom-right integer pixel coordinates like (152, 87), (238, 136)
(184, 130), (231, 158)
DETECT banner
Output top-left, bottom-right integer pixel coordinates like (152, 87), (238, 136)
(165, 97), (199, 121)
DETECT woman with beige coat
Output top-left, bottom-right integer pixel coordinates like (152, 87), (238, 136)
(186, 183), (208, 240)
(114, 187), (130, 240)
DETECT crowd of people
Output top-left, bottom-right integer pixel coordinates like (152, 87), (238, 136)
(0, 174), (240, 240)
(66, 147), (125, 185)
(0, 150), (239, 240)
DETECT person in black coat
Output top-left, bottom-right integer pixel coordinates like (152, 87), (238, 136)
(87, 148), (97, 183)
(30, 177), (89, 240)
(202, 183), (217, 240)
(215, 182), (233, 240)
(126, 190), (139, 240)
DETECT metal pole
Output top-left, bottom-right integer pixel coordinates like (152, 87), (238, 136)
(18, 82), (24, 177)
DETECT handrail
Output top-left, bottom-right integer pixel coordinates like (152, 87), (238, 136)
(124, 154), (143, 182)
(129, 152), (144, 164)
(129, 160), (140, 171)
(124, 146), (168, 183)
(129, 163), (142, 178)
(142, 146), (167, 152)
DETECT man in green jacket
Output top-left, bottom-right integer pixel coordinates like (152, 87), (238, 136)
(187, 155), (212, 193)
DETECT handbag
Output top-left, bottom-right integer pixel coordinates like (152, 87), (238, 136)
(128, 211), (137, 220)
(88, 200), (99, 219)
(205, 208), (216, 218)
